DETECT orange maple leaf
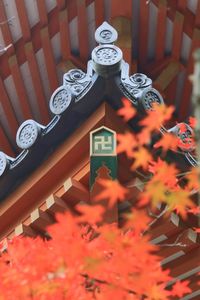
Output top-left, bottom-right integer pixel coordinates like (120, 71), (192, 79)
(189, 116), (197, 128)
(124, 209), (151, 234)
(171, 280), (191, 297)
(94, 179), (128, 207)
(76, 204), (105, 223)
(131, 147), (152, 170)
(117, 131), (137, 157)
(117, 98), (136, 122)
(153, 133), (179, 152)
(140, 104), (174, 133)
(188, 206), (200, 215)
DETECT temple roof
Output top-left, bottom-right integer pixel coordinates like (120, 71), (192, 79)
(0, 18), (197, 201)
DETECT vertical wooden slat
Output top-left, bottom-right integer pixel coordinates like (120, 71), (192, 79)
(25, 42), (50, 123)
(56, 0), (66, 10)
(164, 75), (178, 106)
(77, 0), (89, 61)
(177, 0), (187, 11)
(0, 2), (13, 47)
(40, 27), (59, 93)
(178, 29), (200, 120)
(110, 0), (132, 18)
(8, 55), (32, 120)
(112, 17), (132, 65)
(172, 11), (184, 60)
(0, 78), (18, 139)
(0, 126), (14, 156)
(36, 0), (48, 27)
(155, 0), (167, 61)
(15, 0), (31, 41)
(95, 0), (105, 27)
(58, 9), (71, 60)
(138, 0), (149, 66)
(195, 0), (200, 27)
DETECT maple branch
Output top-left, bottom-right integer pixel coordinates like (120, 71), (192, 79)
(143, 206), (168, 235)
(159, 232), (187, 248)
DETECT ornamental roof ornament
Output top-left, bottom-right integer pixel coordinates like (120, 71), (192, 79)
(0, 22), (197, 200)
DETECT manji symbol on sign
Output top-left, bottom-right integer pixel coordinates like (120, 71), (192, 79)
(90, 126), (117, 188)
(90, 126), (116, 156)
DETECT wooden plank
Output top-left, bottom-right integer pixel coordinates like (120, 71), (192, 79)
(179, 29), (200, 119)
(25, 42), (50, 123)
(62, 178), (89, 206)
(0, 126), (14, 156)
(36, 0), (48, 27)
(56, 0), (66, 10)
(15, 0), (31, 41)
(45, 194), (68, 214)
(15, 223), (37, 237)
(0, 1), (13, 49)
(8, 55), (32, 120)
(163, 74), (178, 106)
(166, 247), (200, 278)
(94, 0), (105, 27)
(58, 9), (71, 60)
(30, 208), (53, 231)
(112, 17), (132, 65)
(195, 0), (200, 26)
(172, 11), (184, 60)
(40, 27), (59, 93)
(177, 0), (187, 11)
(154, 61), (180, 91)
(110, 0), (132, 19)
(155, 0), (167, 61)
(77, 0), (89, 61)
(138, 0), (149, 66)
(0, 78), (18, 139)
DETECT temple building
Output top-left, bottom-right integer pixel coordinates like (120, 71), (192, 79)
(0, 1), (199, 299)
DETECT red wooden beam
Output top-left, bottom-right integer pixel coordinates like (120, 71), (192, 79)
(8, 55), (32, 120)
(155, 0), (167, 61)
(36, 0), (48, 27)
(40, 27), (59, 93)
(195, 0), (200, 26)
(0, 1), (13, 50)
(58, 9), (71, 60)
(56, 0), (66, 10)
(111, 0), (132, 18)
(94, 0), (105, 27)
(77, 0), (89, 61)
(25, 42), (50, 124)
(138, 0), (149, 66)
(15, 0), (31, 41)
(178, 29), (200, 120)
(0, 78), (18, 139)
(172, 11), (184, 60)
(177, 0), (187, 11)
(0, 126), (14, 156)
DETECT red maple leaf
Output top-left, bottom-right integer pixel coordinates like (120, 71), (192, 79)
(117, 98), (136, 122)
(131, 147), (152, 170)
(76, 204), (105, 223)
(117, 131), (137, 157)
(140, 104), (174, 133)
(189, 116), (197, 128)
(171, 280), (191, 297)
(153, 133), (179, 152)
(188, 206), (200, 215)
(94, 179), (128, 207)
